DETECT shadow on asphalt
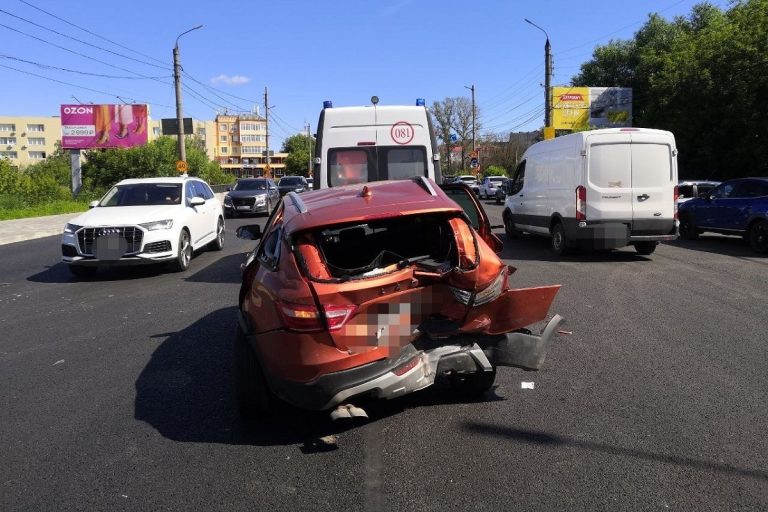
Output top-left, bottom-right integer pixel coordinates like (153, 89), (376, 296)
(27, 261), (168, 283)
(134, 306), (506, 451)
(184, 252), (246, 284)
(500, 234), (654, 263)
(462, 421), (768, 482)
(665, 235), (768, 260)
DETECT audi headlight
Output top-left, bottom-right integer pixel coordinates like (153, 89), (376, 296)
(224, 195), (232, 205)
(64, 223), (81, 234)
(140, 219), (174, 231)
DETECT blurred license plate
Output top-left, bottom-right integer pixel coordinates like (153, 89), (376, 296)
(94, 235), (127, 260)
(237, 206), (251, 210)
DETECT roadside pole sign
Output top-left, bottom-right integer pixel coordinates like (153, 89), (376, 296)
(176, 160), (188, 173)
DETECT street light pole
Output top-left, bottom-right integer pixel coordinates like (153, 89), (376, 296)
(173, 25), (203, 163)
(524, 18), (552, 129)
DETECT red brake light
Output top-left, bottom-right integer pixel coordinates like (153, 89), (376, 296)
(576, 186), (587, 221)
(323, 304), (358, 331)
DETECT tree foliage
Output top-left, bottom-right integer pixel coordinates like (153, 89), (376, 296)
(432, 96), (482, 173)
(281, 133), (313, 176)
(571, 0), (768, 179)
(82, 136), (230, 193)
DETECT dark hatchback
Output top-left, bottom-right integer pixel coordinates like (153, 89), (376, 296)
(678, 177), (768, 253)
(277, 176), (309, 196)
(223, 178), (280, 218)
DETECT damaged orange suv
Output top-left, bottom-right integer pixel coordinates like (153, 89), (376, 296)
(235, 177), (563, 418)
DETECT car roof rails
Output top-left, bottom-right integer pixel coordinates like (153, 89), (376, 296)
(286, 191), (308, 213)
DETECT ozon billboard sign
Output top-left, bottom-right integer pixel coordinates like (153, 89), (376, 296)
(60, 104), (148, 149)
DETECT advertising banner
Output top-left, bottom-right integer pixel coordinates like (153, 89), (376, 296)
(60, 104), (148, 149)
(551, 87), (632, 130)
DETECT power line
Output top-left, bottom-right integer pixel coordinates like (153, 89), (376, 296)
(17, 0), (168, 66)
(182, 71), (250, 112)
(0, 54), (168, 79)
(0, 8), (170, 70)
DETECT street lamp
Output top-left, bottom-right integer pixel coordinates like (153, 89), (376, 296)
(173, 25), (203, 163)
(524, 18), (552, 130)
(464, 84), (476, 153)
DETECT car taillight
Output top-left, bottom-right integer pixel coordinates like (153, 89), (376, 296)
(674, 185), (679, 220)
(277, 302), (358, 332)
(449, 218), (478, 269)
(576, 186), (587, 221)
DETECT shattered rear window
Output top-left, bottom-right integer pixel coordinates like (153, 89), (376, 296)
(294, 214), (462, 281)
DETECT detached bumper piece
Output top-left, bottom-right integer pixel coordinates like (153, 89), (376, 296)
(481, 314), (565, 371)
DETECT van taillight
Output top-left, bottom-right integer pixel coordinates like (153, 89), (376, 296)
(576, 186), (587, 221)
(278, 302), (357, 332)
(674, 185), (679, 220)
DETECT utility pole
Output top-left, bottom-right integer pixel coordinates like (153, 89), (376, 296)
(464, 84), (476, 153)
(173, 25), (202, 163)
(264, 87), (270, 178)
(524, 18), (553, 130)
(306, 122), (312, 177)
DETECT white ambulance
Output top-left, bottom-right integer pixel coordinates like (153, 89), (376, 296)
(502, 128), (679, 256)
(312, 99), (442, 189)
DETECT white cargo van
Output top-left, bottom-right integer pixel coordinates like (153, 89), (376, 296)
(312, 99), (442, 189)
(502, 128), (679, 256)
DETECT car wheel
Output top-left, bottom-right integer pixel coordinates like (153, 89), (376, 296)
(634, 241), (657, 255)
(209, 217), (224, 251)
(679, 214), (699, 240)
(451, 367), (497, 398)
(551, 222), (570, 256)
(503, 212), (519, 240)
(234, 324), (273, 419)
(748, 220), (768, 253)
(68, 265), (97, 278)
(495, 194), (502, 205)
(173, 229), (192, 272)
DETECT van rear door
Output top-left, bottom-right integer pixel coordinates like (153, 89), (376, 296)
(586, 135), (634, 222)
(628, 133), (676, 234)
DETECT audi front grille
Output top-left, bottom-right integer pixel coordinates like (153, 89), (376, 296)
(76, 226), (143, 256)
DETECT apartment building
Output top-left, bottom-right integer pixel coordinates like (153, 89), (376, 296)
(147, 118), (217, 157)
(0, 116), (62, 168)
(213, 113), (287, 178)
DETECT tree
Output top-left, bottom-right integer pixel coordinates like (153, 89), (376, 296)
(431, 98), (456, 174)
(282, 133), (314, 176)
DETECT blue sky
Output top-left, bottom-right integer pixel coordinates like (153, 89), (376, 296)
(0, 0), (728, 149)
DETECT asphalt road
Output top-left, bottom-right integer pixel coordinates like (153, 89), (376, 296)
(1, 203), (767, 511)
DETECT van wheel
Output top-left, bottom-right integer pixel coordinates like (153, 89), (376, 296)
(551, 222), (570, 256)
(748, 220), (768, 253)
(234, 324), (274, 420)
(634, 242), (657, 255)
(679, 215), (699, 240)
(504, 213), (519, 240)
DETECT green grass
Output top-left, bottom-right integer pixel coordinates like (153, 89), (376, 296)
(0, 197), (91, 221)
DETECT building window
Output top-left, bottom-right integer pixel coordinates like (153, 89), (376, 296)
(220, 135), (228, 142)
(220, 123), (228, 131)
(1, 151), (18, 159)
(152, 127), (161, 136)
(242, 146), (265, 154)
(0, 124), (16, 132)
(27, 124), (45, 132)
(232, 135), (239, 143)
(28, 137), (45, 145)
(29, 151), (46, 159)
(0, 137), (17, 145)
(220, 147), (228, 154)
(197, 128), (206, 137)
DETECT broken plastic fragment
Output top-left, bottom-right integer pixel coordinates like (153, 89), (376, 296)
(521, 381), (535, 389)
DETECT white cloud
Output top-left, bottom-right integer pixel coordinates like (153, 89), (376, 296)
(210, 74), (251, 86)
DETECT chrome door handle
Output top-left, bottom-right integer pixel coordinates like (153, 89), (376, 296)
(637, 194), (649, 201)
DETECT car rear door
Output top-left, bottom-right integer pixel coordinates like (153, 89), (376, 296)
(440, 183), (503, 253)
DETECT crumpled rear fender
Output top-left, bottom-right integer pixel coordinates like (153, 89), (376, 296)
(460, 285), (561, 335)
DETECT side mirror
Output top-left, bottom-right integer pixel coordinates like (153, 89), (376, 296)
(189, 196), (205, 207)
(88, 200), (99, 209)
(236, 225), (262, 240)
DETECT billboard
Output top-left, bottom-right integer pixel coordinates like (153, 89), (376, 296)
(60, 104), (148, 149)
(551, 87), (632, 130)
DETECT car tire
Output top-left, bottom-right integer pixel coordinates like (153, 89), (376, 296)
(679, 214), (699, 240)
(68, 265), (96, 278)
(234, 324), (273, 419)
(551, 222), (570, 256)
(748, 220), (768, 253)
(209, 217), (224, 251)
(634, 241), (657, 255)
(503, 211), (519, 240)
(173, 228), (192, 272)
(495, 194), (502, 205)
(452, 367), (497, 397)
